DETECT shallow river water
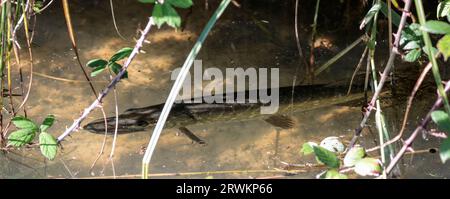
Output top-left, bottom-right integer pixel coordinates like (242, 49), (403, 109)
(0, 0), (448, 179)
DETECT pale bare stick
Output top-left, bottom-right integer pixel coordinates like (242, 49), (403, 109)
(56, 17), (154, 143)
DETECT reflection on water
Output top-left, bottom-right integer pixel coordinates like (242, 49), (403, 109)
(0, 0), (448, 179)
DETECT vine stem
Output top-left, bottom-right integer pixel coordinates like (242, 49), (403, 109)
(386, 81), (450, 174)
(56, 17), (154, 142)
(414, 0), (450, 114)
(347, 0), (412, 150)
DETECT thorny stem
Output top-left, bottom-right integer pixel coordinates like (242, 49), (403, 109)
(56, 17), (154, 143)
(367, 60), (433, 153)
(347, 0), (412, 150)
(386, 82), (450, 174)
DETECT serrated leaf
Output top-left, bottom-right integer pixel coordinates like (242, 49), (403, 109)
(110, 62), (128, 79)
(90, 65), (107, 77)
(354, 158), (382, 177)
(39, 132), (58, 160)
(421, 20), (450, 34)
(343, 145), (366, 167)
(138, 0), (156, 3)
(322, 169), (348, 179)
(110, 47), (133, 62)
(319, 136), (345, 153)
(40, 115), (55, 132)
(11, 116), (38, 131)
(400, 24), (423, 47)
(300, 142), (317, 155)
(440, 138), (450, 163)
(360, 3), (381, 30)
(167, 0), (193, 8)
(403, 41), (421, 50)
(162, 3), (181, 28)
(438, 34), (450, 61)
(86, 59), (108, 68)
(152, 3), (165, 28)
(437, 0), (450, 19)
(403, 48), (421, 62)
(313, 146), (340, 168)
(431, 110), (450, 133)
(7, 129), (35, 147)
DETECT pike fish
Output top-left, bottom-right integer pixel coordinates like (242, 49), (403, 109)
(83, 84), (368, 144)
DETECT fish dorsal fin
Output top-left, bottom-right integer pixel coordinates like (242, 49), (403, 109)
(264, 114), (295, 129)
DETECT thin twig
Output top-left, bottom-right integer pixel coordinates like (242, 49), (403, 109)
(291, 0), (308, 113)
(33, 71), (108, 83)
(367, 61), (433, 153)
(109, 0), (126, 40)
(347, 46), (368, 95)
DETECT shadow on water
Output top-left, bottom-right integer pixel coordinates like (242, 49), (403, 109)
(0, 0), (448, 179)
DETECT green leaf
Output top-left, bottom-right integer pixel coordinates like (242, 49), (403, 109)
(313, 146), (340, 168)
(12, 116), (38, 131)
(110, 62), (128, 79)
(379, 1), (402, 27)
(403, 41), (421, 50)
(86, 59), (108, 68)
(438, 34), (450, 61)
(167, 0), (193, 8)
(322, 169), (348, 179)
(138, 0), (156, 3)
(90, 65), (107, 77)
(422, 46), (439, 57)
(431, 110), (450, 133)
(110, 47), (133, 62)
(354, 158), (382, 177)
(421, 20), (450, 34)
(400, 23), (423, 47)
(162, 3), (181, 28)
(343, 145), (366, 167)
(360, 3), (381, 29)
(152, 3), (165, 28)
(437, 0), (450, 19)
(300, 142), (317, 155)
(40, 115), (55, 132)
(440, 138), (450, 163)
(7, 129), (35, 147)
(403, 48), (421, 62)
(319, 136), (345, 153)
(39, 132), (58, 160)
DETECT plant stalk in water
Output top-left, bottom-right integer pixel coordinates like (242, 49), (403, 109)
(141, 0), (232, 179)
(413, 0), (450, 114)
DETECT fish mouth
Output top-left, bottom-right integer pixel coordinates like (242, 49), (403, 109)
(83, 117), (150, 134)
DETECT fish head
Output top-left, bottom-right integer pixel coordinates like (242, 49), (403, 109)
(83, 116), (151, 134)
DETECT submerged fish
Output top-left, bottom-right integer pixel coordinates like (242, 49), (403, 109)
(83, 84), (368, 144)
